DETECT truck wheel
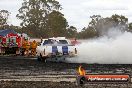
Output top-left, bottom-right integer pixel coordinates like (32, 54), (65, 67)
(42, 57), (47, 62)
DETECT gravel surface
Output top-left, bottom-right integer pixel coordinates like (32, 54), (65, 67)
(0, 56), (132, 88)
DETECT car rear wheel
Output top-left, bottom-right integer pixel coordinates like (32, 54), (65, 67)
(37, 55), (41, 61)
(38, 54), (47, 62)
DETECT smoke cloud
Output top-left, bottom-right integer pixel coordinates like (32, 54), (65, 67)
(67, 27), (132, 64)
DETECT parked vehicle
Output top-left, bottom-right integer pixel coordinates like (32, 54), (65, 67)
(0, 29), (29, 55)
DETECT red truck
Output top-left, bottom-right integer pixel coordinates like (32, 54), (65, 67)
(0, 29), (28, 54)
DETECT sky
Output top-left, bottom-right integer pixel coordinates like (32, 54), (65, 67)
(0, 0), (132, 31)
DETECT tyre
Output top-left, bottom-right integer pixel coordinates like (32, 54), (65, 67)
(37, 55), (41, 61)
(38, 54), (47, 62)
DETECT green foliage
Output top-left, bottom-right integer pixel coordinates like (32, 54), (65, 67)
(111, 14), (128, 25)
(96, 14), (128, 36)
(78, 14), (128, 39)
(45, 10), (68, 37)
(17, 0), (62, 38)
(128, 23), (132, 32)
(0, 4), (130, 39)
(66, 26), (77, 38)
(9, 25), (22, 33)
(16, 0), (130, 39)
(78, 15), (101, 39)
(0, 10), (10, 29)
(89, 15), (102, 30)
(78, 27), (98, 39)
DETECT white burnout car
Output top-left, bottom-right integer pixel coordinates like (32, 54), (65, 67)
(36, 37), (77, 62)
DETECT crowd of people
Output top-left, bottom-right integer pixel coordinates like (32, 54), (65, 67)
(21, 39), (38, 56)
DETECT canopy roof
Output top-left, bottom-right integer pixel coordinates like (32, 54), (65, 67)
(0, 29), (17, 37)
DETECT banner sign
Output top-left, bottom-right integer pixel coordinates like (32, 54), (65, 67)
(85, 74), (130, 82)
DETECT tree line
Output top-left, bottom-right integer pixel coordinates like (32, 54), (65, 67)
(0, 0), (132, 39)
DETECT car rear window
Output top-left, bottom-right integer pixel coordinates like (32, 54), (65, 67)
(43, 39), (54, 45)
(59, 40), (68, 44)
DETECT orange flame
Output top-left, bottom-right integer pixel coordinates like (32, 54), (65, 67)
(78, 65), (86, 76)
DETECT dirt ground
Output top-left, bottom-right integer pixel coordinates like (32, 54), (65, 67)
(1, 81), (132, 88)
(0, 56), (132, 88)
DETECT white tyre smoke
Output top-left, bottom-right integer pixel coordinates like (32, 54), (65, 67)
(67, 28), (132, 64)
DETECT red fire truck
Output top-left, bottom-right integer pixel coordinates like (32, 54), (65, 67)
(0, 29), (28, 54)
